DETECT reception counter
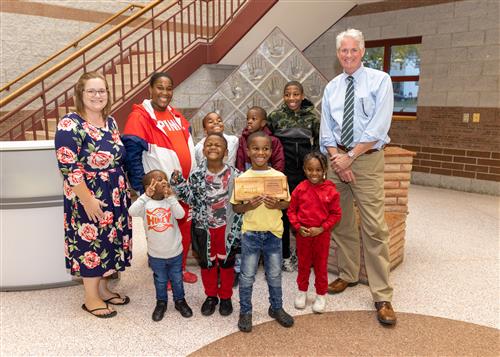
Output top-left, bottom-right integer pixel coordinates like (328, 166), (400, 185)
(0, 140), (76, 291)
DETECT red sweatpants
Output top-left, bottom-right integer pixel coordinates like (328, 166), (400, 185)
(177, 201), (192, 271)
(200, 225), (234, 299)
(296, 231), (331, 295)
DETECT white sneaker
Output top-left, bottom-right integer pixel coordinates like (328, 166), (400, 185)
(312, 294), (326, 313)
(294, 291), (307, 309)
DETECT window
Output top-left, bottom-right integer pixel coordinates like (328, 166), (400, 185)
(363, 36), (422, 116)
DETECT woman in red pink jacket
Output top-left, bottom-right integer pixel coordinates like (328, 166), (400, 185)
(287, 151), (341, 314)
(122, 72), (198, 284)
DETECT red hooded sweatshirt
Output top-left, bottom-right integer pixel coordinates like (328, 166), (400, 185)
(288, 179), (342, 232)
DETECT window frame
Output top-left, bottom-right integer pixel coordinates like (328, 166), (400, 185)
(364, 36), (422, 118)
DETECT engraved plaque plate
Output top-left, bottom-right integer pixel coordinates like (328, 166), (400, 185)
(234, 176), (288, 201)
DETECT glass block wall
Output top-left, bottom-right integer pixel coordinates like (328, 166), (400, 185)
(190, 27), (329, 143)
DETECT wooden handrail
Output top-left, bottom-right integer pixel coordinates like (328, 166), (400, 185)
(0, 0), (163, 108)
(0, 3), (145, 94)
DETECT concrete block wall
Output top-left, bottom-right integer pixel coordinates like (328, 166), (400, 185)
(305, 0), (499, 107)
(304, 0), (500, 193)
(0, 13), (96, 86)
(171, 64), (236, 111)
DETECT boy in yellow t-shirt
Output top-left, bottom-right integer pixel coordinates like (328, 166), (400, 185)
(231, 131), (294, 333)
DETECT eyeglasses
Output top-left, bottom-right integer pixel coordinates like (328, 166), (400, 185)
(84, 89), (108, 96)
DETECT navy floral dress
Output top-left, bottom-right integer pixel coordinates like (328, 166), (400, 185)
(55, 112), (132, 277)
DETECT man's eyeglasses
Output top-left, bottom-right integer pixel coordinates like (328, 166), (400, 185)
(84, 89), (108, 96)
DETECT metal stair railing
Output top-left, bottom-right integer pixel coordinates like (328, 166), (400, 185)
(0, 0), (248, 141)
(0, 2), (146, 94)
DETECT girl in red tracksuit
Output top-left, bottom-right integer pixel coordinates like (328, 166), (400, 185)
(287, 151), (341, 314)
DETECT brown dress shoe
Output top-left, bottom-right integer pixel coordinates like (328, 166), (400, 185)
(327, 278), (358, 294)
(375, 301), (397, 326)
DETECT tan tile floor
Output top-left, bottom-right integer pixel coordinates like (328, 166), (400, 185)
(1, 185), (499, 356)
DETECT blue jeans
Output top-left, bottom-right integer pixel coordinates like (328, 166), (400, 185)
(234, 253), (241, 274)
(148, 253), (184, 302)
(239, 231), (283, 314)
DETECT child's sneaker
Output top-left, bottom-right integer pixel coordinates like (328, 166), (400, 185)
(201, 296), (219, 316)
(174, 298), (193, 318)
(219, 298), (233, 316)
(294, 291), (307, 309)
(312, 294), (326, 314)
(183, 270), (198, 283)
(281, 258), (294, 272)
(268, 307), (294, 328)
(238, 313), (253, 332)
(152, 300), (167, 322)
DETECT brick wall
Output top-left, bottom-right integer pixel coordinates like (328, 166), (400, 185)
(392, 144), (500, 182)
(390, 106), (500, 182)
(304, 0), (500, 192)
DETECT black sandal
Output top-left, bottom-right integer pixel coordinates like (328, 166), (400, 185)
(104, 293), (130, 306)
(81, 303), (117, 318)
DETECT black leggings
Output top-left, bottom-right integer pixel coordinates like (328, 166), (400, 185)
(281, 210), (291, 259)
(282, 174), (303, 259)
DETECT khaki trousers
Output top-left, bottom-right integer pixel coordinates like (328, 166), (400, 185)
(328, 150), (393, 302)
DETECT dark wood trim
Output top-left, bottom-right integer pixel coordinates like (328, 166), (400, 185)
(382, 43), (391, 73)
(391, 76), (420, 82)
(364, 37), (422, 116)
(365, 36), (423, 48)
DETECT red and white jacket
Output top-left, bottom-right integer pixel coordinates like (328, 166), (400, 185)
(122, 99), (196, 193)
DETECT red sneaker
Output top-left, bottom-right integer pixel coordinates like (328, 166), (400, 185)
(183, 271), (198, 284)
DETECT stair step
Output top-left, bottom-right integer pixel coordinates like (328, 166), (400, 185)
(130, 56), (162, 67)
(113, 65), (155, 76)
(108, 84), (134, 98)
(57, 107), (76, 116)
(24, 130), (55, 140)
(112, 51), (181, 76)
(43, 118), (58, 131)
(106, 74), (143, 87)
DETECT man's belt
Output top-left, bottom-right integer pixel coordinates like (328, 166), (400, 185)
(337, 144), (379, 155)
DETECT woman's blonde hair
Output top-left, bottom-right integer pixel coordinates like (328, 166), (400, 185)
(74, 71), (111, 119)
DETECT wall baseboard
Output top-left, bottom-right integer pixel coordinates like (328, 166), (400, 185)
(411, 172), (499, 196)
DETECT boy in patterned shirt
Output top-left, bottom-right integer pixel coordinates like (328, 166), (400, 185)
(171, 133), (242, 317)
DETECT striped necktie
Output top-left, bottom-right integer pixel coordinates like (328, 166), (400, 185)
(341, 75), (354, 148)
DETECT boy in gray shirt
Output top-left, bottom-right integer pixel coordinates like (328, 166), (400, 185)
(129, 169), (193, 321)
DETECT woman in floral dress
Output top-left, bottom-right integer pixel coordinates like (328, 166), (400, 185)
(55, 72), (132, 318)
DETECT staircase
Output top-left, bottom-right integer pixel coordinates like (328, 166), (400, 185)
(0, 0), (278, 141)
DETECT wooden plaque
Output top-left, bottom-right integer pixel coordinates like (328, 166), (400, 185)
(234, 176), (288, 201)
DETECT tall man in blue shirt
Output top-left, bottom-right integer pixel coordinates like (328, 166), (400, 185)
(320, 28), (396, 326)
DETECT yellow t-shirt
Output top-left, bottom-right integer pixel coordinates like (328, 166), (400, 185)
(230, 168), (290, 238)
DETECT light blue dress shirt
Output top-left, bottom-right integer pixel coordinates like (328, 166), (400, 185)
(320, 65), (393, 154)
